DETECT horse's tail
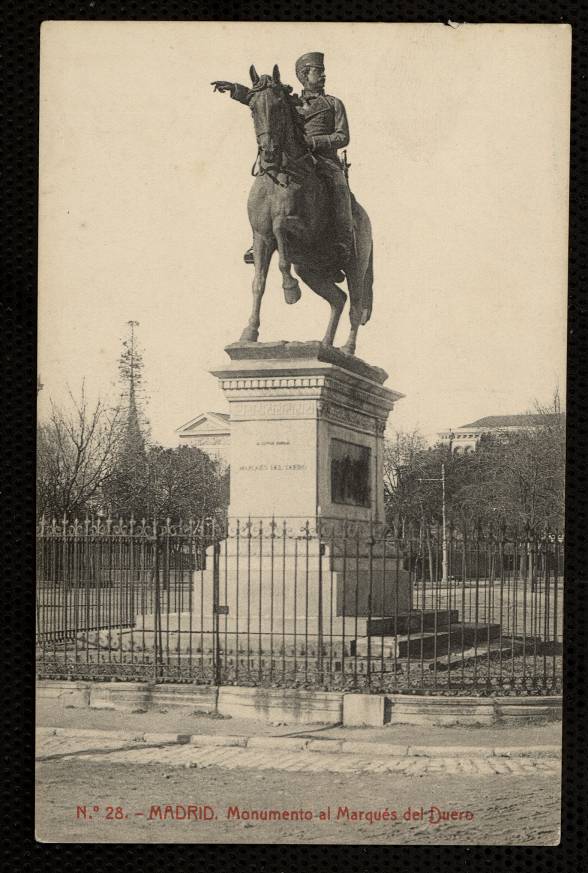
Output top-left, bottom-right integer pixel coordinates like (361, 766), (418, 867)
(351, 197), (374, 325)
(361, 242), (373, 325)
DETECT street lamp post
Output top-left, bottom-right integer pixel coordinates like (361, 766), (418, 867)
(441, 463), (448, 586)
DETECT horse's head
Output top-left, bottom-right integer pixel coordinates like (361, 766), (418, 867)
(246, 64), (298, 170)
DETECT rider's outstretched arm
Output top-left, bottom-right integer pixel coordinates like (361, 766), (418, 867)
(231, 83), (250, 105)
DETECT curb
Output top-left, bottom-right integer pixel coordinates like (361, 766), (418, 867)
(37, 681), (562, 727)
(37, 727), (191, 744)
(37, 727), (561, 759)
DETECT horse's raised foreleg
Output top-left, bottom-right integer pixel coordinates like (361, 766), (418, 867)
(240, 232), (275, 342)
(294, 266), (346, 347)
(274, 220), (301, 305)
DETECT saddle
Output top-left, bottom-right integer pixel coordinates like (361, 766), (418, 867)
(244, 154), (355, 283)
(283, 163), (356, 280)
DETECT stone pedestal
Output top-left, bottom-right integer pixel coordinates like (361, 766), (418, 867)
(186, 342), (410, 645)
(213, 340), (404, 524)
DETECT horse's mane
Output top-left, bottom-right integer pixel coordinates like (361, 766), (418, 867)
(285, 92), (307, 144)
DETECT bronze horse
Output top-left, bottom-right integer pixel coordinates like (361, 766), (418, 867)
(222, 65), (373, 356)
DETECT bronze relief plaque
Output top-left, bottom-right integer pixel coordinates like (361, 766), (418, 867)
(330, 438), (371, 507)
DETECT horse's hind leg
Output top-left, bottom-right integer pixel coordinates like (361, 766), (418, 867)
(340, 256), (368, 356)
(295, 266), (346, 347)
(341, 304), (361, 355)
(240, 233), (275, 342)
(274, 220), (301, 305)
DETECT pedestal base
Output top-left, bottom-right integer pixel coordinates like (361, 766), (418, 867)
(188, 537), (411, 644)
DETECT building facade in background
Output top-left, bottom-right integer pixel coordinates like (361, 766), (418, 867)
(176, 411), (230, 467)
(438, 414), (562, 454)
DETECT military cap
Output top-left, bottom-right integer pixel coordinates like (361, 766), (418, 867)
(295, 52), (324, 79)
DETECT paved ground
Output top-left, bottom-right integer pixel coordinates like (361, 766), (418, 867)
(36, 732), (560, 776)
(36, 758), (561, 845)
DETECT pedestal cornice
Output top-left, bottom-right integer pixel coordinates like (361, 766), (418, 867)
(212, 342), (405, 409)
(221, 341), (392, 384)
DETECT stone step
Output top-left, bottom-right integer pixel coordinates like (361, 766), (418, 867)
(88, 620), (500, 661)
(85, 628), (359, 659)
(353, 622), (502, 659)
(431, 638), (524, 671)
(397, 623), (502, 658)
(367, 610), (459, 636)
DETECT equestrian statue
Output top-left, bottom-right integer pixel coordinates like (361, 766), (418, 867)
(212, 52), (373, 356)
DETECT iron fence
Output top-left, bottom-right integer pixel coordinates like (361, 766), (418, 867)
(36, 516), (563, 694)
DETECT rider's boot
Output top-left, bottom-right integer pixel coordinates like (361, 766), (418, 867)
(329, 169), (354, 282)
(243, 247), (254, 265)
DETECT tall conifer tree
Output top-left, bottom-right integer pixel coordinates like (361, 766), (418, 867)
(103, 321), (150, 518)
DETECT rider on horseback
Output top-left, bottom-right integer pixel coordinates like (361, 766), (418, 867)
(212, 52), (354, 273)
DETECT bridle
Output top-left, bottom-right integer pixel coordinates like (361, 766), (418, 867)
(249, 84), (316, 188)
(251, 145), (290, 187)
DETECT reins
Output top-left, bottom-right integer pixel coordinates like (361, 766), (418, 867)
(251, 146), (316, 188)
(251, 87), (317, 188)
(251, 146), (289, 187)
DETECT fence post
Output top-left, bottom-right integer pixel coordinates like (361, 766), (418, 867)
(212, 530), (222, 687)
(366, 520), (374, 688)
(317, 539), (325, 683)
(153, 519), (162, 683)
(61, 514), (68, 663)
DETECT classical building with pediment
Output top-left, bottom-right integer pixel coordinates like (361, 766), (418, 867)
(175, 411), (231, 467)
(438, 413), (563, 454)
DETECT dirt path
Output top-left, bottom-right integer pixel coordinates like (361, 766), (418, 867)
(36, 759), (560, 845)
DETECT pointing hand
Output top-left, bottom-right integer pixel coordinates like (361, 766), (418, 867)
(211, 81), (235, 94)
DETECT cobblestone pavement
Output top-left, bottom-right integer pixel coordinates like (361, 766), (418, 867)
(36, 758), (561, 844)
(36, 733), (560, 777)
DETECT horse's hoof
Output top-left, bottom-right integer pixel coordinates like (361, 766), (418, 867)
(239, 327), (259, 342)
(339, 343), (356, 356)
(283, 282), (301, 305)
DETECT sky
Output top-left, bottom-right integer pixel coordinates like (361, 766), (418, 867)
(38, 22), (570, 444)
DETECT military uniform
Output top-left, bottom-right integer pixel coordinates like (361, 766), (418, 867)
(231, 52), (354, 265)
(296, 87), (354, 262)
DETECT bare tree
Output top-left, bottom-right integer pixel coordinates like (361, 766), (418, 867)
(37, 383), (122, 520)
(383, 429), (428, 536)
(462, 389), (565, 534)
